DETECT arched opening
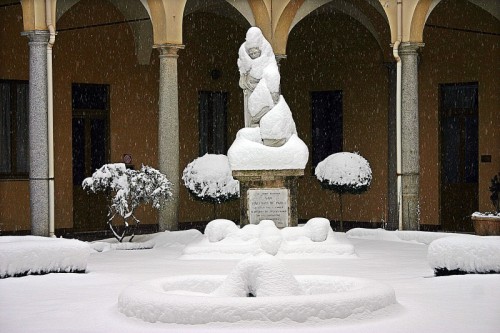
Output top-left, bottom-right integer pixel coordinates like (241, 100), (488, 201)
(55, 0), (159, 234)
(419, 0), (499, 231)
(282, 3), (391, 227)
(177, 0), (250, 227)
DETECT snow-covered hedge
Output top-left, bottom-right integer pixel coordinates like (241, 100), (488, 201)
(0, 236), (90, 278)
(315, 152), (372, 194)
(428, 235), (500, 275)
(182, 154), (239, 203)
(83, 163), (172, 242)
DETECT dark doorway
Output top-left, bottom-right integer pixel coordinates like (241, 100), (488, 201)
(199, 91), (227, 156)
(440, 83), (478, 232)
(311, 91), (343, 167)
(72, 83), (110, 232)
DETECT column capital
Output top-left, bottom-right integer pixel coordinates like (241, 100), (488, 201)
(21, 30), (50, 43)
(399, 42), (425, 55)
(154, 43), (185, 58)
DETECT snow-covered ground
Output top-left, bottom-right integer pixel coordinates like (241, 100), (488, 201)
(1, 229), (499, 333)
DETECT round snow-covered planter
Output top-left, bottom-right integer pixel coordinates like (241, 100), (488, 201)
(118, 275), (396, 324)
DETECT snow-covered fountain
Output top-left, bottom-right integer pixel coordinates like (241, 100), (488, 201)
(117, 28), (398, 325)
(118, 253), (397, 324)
(227, 27), (308, 228)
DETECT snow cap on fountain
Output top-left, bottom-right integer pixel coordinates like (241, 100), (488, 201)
(211, 253), (304, 297)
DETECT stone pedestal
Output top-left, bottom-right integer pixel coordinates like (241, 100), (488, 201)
(233, 169), (303, 228)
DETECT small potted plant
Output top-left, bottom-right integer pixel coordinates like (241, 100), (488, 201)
(471, 172), (500, 236)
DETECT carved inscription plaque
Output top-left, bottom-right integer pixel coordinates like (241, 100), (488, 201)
(248, 188), (289, 228)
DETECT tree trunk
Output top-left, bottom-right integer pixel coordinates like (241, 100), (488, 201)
(338, 193), (344, 232)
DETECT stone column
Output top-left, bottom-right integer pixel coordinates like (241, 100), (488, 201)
(23, 31), (50, 236)
(156, 44), (184, 231)
(400, 42), (423, 230)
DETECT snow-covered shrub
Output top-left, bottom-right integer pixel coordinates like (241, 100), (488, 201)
(204, 219), (239, 242)
(83, 163), (172, 242)
(315, 152), (372, 231)
(182, 154), (239, 204)
(489, 172), (499, 213)
(315, 152), (372, 194)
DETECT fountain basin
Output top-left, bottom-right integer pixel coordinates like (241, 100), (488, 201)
(118, 275), (397, 324)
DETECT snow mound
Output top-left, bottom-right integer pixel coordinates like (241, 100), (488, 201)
(118, 260), (397, 324)
(90, 241), (154, 252)
(0, 236), (90, 278)
(278, 231), (355, 258)
(257, 220), (283, 255)
(182, 219), (355, 259)
(205, 219), (240, 242)
(228, 132), (308, 170)
(428, 235), (500, 275)
(303, 217), (330, 242)
(90, 230), (203, 252)
(346, 228), (404, 242)
(347, 228), (464, 245)
(212, 253), (304, 297)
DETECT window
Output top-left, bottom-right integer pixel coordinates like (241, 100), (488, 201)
(199, 91), (227, 156)
(72, 83), (109, 185)
(0, 80), (29, 178)
(311, 90), (343, 167)
(440, 83), (478, 184)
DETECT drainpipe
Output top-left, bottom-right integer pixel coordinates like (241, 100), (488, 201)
(46, 0), (56, 237)
(393, 0), (402, 230)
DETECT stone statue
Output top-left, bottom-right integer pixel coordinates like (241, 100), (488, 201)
(238, 27), (279, 127)
(237, 27), (295, 147)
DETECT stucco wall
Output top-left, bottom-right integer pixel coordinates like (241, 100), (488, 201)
(53, 0), (159, 230)
(177, 12), (247, 223)
(419, 0), (500, 226)
(1, 0), (498, 233)
(0, 4), (30, 232)
(282, 12), (389, 224)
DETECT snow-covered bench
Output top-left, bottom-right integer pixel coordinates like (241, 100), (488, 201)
(0, 236), (91, 278)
